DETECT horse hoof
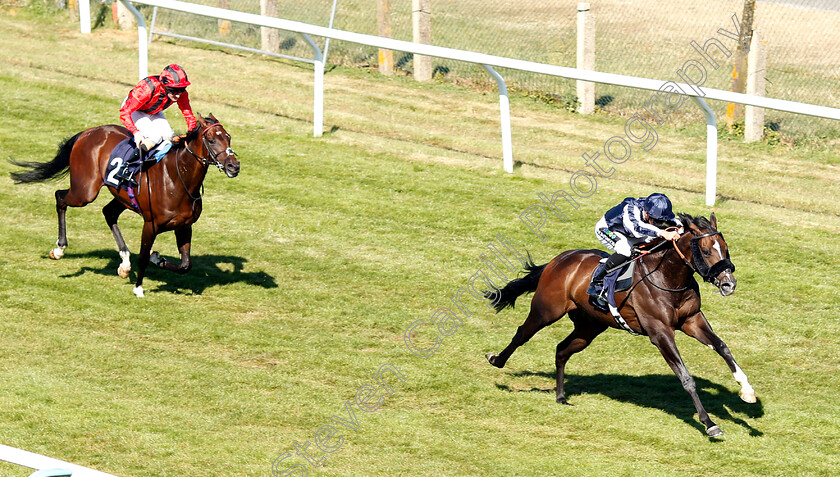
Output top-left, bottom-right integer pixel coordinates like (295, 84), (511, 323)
(133, 286), (145, 298)
(118, 265), (130, 279)
(706, 425), (723, 437)
(485, 353), (501, 368)
(740, 391), (757, 403)
(150, 251), (163, 267)
(49, 248), (64, 260)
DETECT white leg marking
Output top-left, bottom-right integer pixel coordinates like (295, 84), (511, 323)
(118, 251), (131, 279)
(133, 286), (145, 298)
(733, 364), (756, 403)
(50, 241), (67, 260)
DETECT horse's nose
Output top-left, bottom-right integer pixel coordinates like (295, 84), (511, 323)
(226, 161), (240, 177)
(719, 277), (736, 296)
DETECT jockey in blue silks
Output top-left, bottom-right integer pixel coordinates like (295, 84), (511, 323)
(591, 193), (683, 290)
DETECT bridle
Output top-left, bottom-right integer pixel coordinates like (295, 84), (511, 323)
(184, 122), (237, 173)
(671, 229), (736, 285)
(177, 122), (237, 209)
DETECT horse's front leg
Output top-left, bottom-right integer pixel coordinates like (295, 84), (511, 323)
(150, 226), (193, 274)
(682, 311), (756, 403)
(648, 322), (722, 437)
(103, 198), (132, 278)
(133, 221), (158, 298)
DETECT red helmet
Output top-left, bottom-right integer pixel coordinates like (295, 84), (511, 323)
(159, 64), (191, 89)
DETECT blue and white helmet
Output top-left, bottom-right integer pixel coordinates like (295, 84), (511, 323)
(644, 193), (675, 221)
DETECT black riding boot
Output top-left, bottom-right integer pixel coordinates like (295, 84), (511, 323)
(592, 252), (630, 288)
(114, 148), (142, 186)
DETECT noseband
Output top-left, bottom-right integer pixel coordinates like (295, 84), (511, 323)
(185, 123), (237, 173)
(673, 231), (735, 283)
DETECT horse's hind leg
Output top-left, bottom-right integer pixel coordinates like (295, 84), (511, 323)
(50, 171), (101, 260)
(103, 198), (131, 278)
(486, 294), (568, 369)
(682, 311), (756, 403)
(50, 189), (70, 259)
(554, 314), (607, 404)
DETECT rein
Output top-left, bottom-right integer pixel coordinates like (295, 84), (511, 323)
(174, 152), (204, 212)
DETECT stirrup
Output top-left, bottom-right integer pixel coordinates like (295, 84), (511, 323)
(114, 166), (137, 186)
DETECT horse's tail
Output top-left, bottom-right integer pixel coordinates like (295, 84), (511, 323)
(9, 132), (82, 184)
(485, 254), (547, 313)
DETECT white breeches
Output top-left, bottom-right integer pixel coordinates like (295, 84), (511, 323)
(123, 98), (174, 146)
(132, 110), (174, 146)
(595, 217), (633, 256)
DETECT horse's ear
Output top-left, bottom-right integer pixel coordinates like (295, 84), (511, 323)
(196, 113), (206, 127)
(710, 212), (717, 230)
(209, 113), (218, 122)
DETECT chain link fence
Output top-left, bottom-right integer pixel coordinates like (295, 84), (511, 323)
(141, 0), (840, 144)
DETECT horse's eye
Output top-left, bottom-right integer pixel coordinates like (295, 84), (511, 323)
(703, 250), (712, 257)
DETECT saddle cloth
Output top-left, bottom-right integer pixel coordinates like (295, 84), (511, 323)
(103, 138), (170, 190)
(587, 259), (641, 335)
(587, 258), (636, 308)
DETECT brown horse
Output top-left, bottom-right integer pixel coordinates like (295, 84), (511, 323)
(485, 213), (756, 437)
(10, 114), (240, 297)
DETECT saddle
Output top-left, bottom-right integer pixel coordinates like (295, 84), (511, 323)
(587, 258), (636, 311)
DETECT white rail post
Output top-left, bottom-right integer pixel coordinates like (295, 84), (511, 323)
(692, 96), (718, 206)
(301, 34), (325, 137)
(122, 1), (148, 80)
(79, 0), (91, 33)
(482, 65), (514, 173)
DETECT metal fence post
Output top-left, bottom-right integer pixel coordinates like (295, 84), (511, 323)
(483, 65), (514, 173)
(692, 96), (718, 206)
(78, 0), (91, 33)
(121, 1), (148, 80)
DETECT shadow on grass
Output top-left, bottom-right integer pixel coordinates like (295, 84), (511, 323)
(58, 249), (277, 295)
(496, 371), (764, 437)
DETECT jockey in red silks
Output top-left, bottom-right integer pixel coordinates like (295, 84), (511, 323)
(114, 64), (197, 185)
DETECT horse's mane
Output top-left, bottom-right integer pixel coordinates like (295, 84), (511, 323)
(171, 116), (219, 150)
(678, 213), (713, 230)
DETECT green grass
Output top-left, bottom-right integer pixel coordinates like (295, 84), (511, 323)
(1, 7), (840, 477)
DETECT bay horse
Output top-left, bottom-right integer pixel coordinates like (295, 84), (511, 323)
(485, 213), (756, 437)
(10, 113), (240, 297)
